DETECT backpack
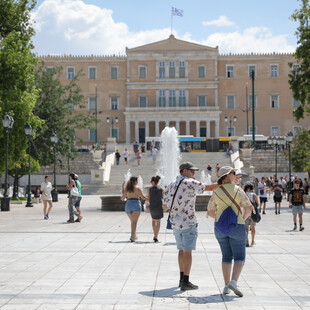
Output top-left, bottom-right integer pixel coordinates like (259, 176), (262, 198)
(215, 186), (241, 236)
(248, 193), (261, 223)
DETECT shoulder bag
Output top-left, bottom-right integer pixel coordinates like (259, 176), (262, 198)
(250, 195), (261, 223)
(70, 180), (79, 197)
(166, 178), (185, 229)
(214, 186), (241, 236)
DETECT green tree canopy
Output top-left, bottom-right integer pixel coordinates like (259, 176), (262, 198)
(289, 0), (310, 121)
(32, 65), (96, 166)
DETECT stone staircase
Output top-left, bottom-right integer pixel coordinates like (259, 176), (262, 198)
(84, 151), (232, 195)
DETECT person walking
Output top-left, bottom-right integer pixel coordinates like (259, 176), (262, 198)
(136, 151), (142, 165)
(151, 146), (158, 162)
(272, 179), (283, 214)
(115, 150), (121, 165)
(258, 177), (268, 214)
(244, 183), (259, 246)
(207, 164), (212, 176)
(123, 148), (129, 165)
(163, 162), (218, 291)
(121, 177), (148, 242)
(74, 174), (83, 222)
(148, 175), (163, 242)
(66, 174), (80, 223)
(216, 163), (221, 177)
(207, 166), (252, 297)
(289, 179), (306, 231)
(40, 176), (53, 220)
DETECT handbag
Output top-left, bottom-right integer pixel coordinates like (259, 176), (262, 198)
(166, 178), (185, 229)
(70, 180), (79, 196)
(215, 186), (241, 236)
(250, 199), (261, 223)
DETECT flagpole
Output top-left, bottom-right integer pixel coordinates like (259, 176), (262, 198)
(171, 8), (173, 35)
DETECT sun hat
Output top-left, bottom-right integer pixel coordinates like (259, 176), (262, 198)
(217, 166), (236, 181)
(179, 162), (199, 171)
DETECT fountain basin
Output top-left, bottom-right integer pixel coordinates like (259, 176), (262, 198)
(100, 194), (211, 212)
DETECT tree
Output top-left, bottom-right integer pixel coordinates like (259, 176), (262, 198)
(289, 0), (310, 121)
(0, 0), (42, 176)
(32, 65), (96, 167)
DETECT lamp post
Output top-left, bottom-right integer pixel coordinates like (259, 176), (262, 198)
(267, 136), (285, 178)
(242, 83), (249, 135)
(224, 116), (237, 137)
(95, 84), (98, 145)
(250, 70), (255, 146)
(50, 133), (58, 202)
(24, 123), (34, 208)
(286, 132), (294, 192)
(1, 114), (14, 211)
(106, 117), (119, 138)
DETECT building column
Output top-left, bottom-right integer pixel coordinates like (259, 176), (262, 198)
(196, 121), (200, 137)
(176, 121), (180, 134)
(145, 120), (149, 138)
(125, 120), (130, 143)
(186, 121), (190, 135)
(207, 121), (211, 138)
(165, 120), (169, 127)
(215, 120), (220, 138)
(135, 121), (139, 142)
(155, 121), (159, 137)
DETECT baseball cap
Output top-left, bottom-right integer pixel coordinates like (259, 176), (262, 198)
(179, 162), (199, 171)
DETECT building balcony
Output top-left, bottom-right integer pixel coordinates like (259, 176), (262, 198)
(125, 106), (219, 113)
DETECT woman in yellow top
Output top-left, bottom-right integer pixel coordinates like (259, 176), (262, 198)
(207, 166), (252, 298)
(121, 176), (148, 242)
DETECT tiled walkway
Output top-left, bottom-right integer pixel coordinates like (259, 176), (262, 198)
(0, 194), (309, 309)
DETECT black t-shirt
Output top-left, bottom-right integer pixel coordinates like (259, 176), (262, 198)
(272, 184), (283, 198)
(289, 188), (305, 206)
(115, 152), (121, 159)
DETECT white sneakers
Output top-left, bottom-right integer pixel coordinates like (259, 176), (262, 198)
(228, 280), (243, 297)
(223, 285), (231, 294)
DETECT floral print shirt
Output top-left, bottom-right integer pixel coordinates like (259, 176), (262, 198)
(164, 175), (206, 230)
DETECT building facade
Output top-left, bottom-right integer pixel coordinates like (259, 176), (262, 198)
(41, 35), (307, 145)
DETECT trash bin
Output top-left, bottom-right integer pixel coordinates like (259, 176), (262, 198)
(51, 190), (58, 202)
(1, 197), (10, 211)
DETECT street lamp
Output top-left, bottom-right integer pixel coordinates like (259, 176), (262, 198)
(286, 131), (294, 191)
(267, 136), (285, 178)
(50, 133), (58, 202)
(1, 114), (14, 211)
(95, 84), (98, 145)
(250, 70), (256, 146)
(106, 117), (119, 138)
(24, 123), (34, 208)
(242, 82), (249, 134)
(224, 116), (237, 137)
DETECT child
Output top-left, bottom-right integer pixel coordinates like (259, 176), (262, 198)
(289, 179), (306, 231)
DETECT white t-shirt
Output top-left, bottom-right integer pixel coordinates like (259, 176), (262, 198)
(123, 151), (129, 158)
(40, 181), (52, 200)
(258, 182), (267, 198)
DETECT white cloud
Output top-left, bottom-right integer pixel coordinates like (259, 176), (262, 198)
(202, 15), (236, 27)
(201, 27), (296, 54)
(31, 0), (296, 56)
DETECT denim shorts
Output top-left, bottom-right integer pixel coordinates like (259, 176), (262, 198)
(214, 224), (246, 264)
(292, 205), (303, 216)
(75, 196), (82, 207)
(173, 224), (198, 251)
(125, 199), (141, 214)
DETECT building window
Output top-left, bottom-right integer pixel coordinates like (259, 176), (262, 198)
(68, 102), (74, 111)
(226, 65), (234, 78)
(89, 129), (96, 141)
(67, 67), (75, 80)
(271, 126), (279, 136)
(111, 128), (118, 139)
(198, 66), (205, 78)
(169, 90), (176, 106)
(45, 66), (54, 73)
(293, 98), (301, 108)
(248, 95), (257, 109)
(89, 67), (96, 80)
(169, 62), (175, 78)
(271, 95), (279, 108)
(139, 66), (146, 79)
(293, 126), (301, 136)
(179, 61), (185, 78)
(270, 65), (278, 77)
(179, 90), (186, 106)
(89, 97), (96, 111)
(248, 65), (256, 77)
(198, 95), (206, 107)
(292, 64), (300, 76)
(159, 90), (166, 107)
(249, 126), (257, 135)
(226, 96), (235, 109)
(159, 62), (165, 78)
(227, 127), (235, 137)
(110, 97), (118, 110)
(111, 66), (118, 80)
(139, 96), (147, 107)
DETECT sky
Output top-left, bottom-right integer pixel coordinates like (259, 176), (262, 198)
(31, 0), (301, 56)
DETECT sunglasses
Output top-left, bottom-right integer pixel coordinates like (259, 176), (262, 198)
(230, 171), (236, 175)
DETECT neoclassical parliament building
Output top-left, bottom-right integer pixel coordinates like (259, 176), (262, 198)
(41, 35), (307, 145)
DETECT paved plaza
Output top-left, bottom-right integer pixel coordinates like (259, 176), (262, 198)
(0, 194), (309, 310)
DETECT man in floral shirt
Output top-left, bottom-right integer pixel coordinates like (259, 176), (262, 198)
(163, 162), (218, 291)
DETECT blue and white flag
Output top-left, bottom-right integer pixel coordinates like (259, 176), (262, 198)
(172, 7), (183, 17)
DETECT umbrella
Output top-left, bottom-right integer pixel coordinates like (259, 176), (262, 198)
(236, 173), (251, 186)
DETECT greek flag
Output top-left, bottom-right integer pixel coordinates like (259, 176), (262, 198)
(172, 7), (183, 17)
